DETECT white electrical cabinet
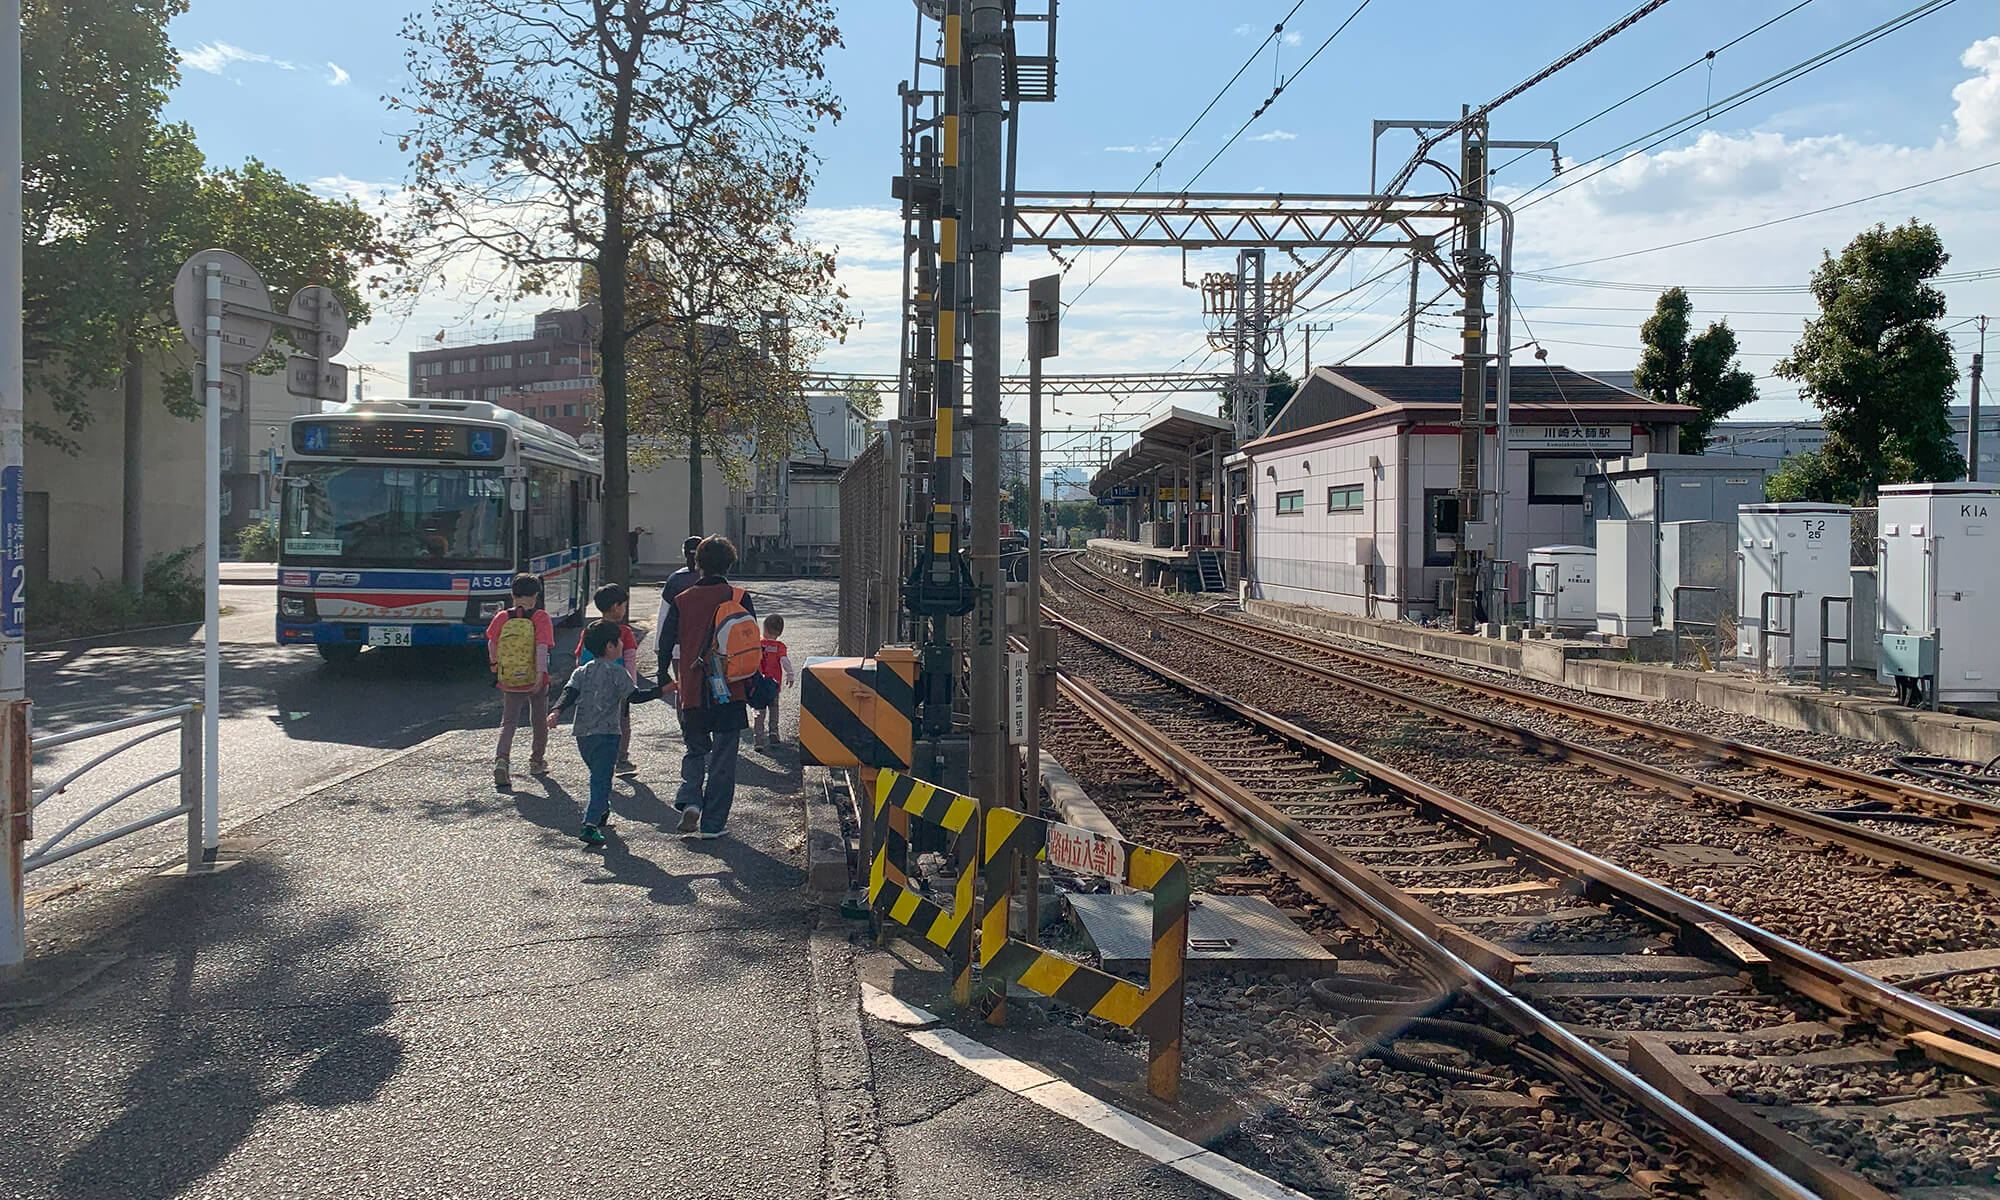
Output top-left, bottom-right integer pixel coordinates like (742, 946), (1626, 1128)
(1737, 503), (1851, 669)
(1878, 482), (2000, 703)
(1528, 545), (1596, 631)
(1595, 519), (1656, 635)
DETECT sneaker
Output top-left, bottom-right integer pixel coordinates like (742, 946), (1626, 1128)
(676, 806), (702, 834)
(753, 737), (767, 751)
(598, 811), (615, 830)
(493, 762), (511, 791)
(615, 760), (638, 778)
(691, 828), (725, 841)
(578, 823), (605, 846)
(528, 759), (550, 775)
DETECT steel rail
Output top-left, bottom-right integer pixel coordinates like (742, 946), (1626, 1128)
(1048, 605), (2000, 1064)
(1201, 604), (2000, 826)
(1051, 633), (1816, 1200)
(1052, 562), (2000, 893)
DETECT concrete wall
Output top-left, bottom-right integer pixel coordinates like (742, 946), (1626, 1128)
(629, 456), (732, 567)
(26, 348), (206, 586)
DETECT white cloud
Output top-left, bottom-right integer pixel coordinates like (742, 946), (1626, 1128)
(179, 42), (296, 75)
(1232, 23), (1254, 36)
(1250, 129), (1298, 143)
(1103, 145), (1141, 154)
(327, 62), (351, 87)
(1283, 31), (1302, 47)
(1952, 37), (2000, 147)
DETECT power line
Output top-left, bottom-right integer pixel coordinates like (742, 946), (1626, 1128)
(1489, 0), (1818, 178)
(1515, 266), (2000, 294)
(1060, 2), (1310, 316)
(1478, 0), (1679, 119)
(1511, 0), (1960, 212)
(1535, 161), (2000, 272)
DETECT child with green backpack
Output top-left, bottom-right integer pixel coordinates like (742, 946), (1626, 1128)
(485, 572), (556, 790)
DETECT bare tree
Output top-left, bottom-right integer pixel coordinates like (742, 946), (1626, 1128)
(390, 0), (842, 582)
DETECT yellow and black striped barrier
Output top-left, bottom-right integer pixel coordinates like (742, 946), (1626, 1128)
(979, 807), (1188, 1103)
(801, 650), (916, 771)
(869, 769), (978, 1007)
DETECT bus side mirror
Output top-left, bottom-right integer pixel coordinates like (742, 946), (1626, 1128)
(510, 481), (527, 512)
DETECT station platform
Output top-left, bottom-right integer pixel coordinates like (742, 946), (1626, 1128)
(1085, 539), (1228, 593)
(0, 581), (1286, 1200)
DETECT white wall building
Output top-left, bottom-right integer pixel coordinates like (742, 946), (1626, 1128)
(1241, 366), (1695, 619)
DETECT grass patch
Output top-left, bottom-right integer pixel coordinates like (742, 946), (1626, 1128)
(28, 547), (206, 643)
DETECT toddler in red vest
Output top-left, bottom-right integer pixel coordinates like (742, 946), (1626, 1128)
(754, 614), (797, 750)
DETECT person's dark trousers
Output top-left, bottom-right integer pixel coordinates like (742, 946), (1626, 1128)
(579, 733), (621, 826)
(675, 711), (743, 833)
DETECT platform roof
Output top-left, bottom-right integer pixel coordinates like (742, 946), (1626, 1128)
(1088, 406), (1233, 497)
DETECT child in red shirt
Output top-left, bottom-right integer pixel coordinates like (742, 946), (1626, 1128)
(753, 614), (797, 750)
(485, 573), (556, 790)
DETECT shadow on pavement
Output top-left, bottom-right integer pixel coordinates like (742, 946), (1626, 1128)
(0, 861), (403, 1200)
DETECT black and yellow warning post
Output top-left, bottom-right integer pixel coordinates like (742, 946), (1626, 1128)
(979, 807), (1189, 1103)
(868, 769), (978, 1008)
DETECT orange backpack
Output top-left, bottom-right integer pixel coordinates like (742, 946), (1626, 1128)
(705, 588), (763, 689)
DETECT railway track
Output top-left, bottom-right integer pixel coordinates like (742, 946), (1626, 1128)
(1046, 554), (2000, 972)
(1038, 601), (2000, 1199)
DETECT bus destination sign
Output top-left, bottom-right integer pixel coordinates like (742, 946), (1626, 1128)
(294, 421), (506, 461)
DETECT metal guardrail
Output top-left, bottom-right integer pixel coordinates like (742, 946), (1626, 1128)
(1818, 596), (1853, 695)
(1669, 584), (1723, 670)
(26, 704), (205, 874)
(1757, 591), (1801, 683)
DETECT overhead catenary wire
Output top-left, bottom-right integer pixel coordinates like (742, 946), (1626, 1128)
(1508, 0), (1961, 212)
(1488, 0), (1818, 178)
(1516, 266), (2000, 294)
(1532, 161), (2000, 273)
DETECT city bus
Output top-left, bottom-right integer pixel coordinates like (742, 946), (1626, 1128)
(276, 399), (603, 662)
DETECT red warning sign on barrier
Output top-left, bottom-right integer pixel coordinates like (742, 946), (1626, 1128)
(1045, 821), (1125, 881)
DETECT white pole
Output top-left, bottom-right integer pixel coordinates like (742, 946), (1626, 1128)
(1490, 200), (1514, 628)
(1, 0), (27, 966)
(201, 265), (221, 854)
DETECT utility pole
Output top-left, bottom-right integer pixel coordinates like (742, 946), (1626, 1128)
(1, 0), (26, 970)
(1024, 273), (1059, 941)
(1404, 248), (1421, 366)
(968, 0), (1006, 813)
(1452, 108), (1490, 635)
(1972, 315), (1987, 482)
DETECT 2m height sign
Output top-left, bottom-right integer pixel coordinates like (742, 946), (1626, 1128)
(1, 465), (22, 639)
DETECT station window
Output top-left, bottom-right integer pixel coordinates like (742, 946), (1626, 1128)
(519, 350), (550, 366)
(1274, 490), (1305, 516)
(484, 353), (514, 371)
(1327, 483), (1365, 513)
(1424, 488), (1459, 567)
(563, 404), (577, 417)
(1529, 453), (1594, 504)
(448, 358), (471, 374)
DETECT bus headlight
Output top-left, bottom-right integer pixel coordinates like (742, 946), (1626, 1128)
(280, 596), (308, 619)
(479, 600), (505, 619)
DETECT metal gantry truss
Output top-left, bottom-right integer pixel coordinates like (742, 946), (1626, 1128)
(805, 370), (1229, 399)
(1008, 191), (1462, 257)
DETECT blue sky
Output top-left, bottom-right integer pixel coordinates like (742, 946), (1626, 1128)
(164, 1), (2000, 439)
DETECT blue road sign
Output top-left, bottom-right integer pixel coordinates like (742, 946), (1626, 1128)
(1, 465), (23, 638)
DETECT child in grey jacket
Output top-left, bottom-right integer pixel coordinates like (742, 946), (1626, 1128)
(548, 620), (666, 845)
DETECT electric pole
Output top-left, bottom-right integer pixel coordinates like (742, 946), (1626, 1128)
(1972, 315), (1987, 482)
(1452, 108), (1490, 635)
(968, 0), (1007, 812)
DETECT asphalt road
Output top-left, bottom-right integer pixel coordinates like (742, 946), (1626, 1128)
(24, 584), (535, 889)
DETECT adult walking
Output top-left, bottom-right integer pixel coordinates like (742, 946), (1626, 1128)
(661, 536), (754, 839)
(656, 535), (702, 676)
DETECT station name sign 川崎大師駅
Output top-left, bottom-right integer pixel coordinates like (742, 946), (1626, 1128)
(1507, 425), (1633, 450)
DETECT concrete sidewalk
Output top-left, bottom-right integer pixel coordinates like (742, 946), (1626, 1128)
(0, 580), (1237, 1200)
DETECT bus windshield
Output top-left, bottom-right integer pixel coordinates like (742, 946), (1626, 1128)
(281, 464), (511, 567)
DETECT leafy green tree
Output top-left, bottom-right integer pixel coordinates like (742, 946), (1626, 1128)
(842, 379), (884, 421)
(391, 0), (843, 582)
(1634, 287), (1757, 452)
(1765, 448), (1855, 505)
(1776, 221), (1962, 500)
(23, 0), (385, 589)
(1222, 368), (1297, 433)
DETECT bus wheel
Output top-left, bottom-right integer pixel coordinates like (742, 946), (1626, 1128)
(317, 643), (363, 666)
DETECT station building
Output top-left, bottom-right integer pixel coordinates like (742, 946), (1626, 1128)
(1239, 365), (1696, 619)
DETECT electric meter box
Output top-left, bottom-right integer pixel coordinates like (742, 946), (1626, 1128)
(1528, 545), (1596, 631)
(1736, 503), (1851, 669)
(1595, 520), (1656, 636)
(1878, 482), (2000, 703)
